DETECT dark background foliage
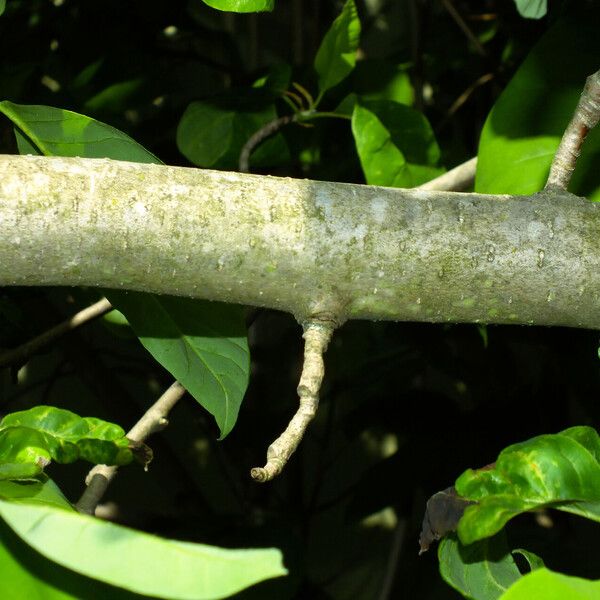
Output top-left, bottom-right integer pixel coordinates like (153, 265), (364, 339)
(1, 1), (599, 598)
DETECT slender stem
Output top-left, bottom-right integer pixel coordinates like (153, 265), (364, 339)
(75, 381), (186, 515)
(546, 69), (600, 191)
(417, 157), (477, 192)
(250, 319), (335, 482)
(440, 0), (487, 56)
(0, 297), (112, 369)
(239, 114), (297, 173)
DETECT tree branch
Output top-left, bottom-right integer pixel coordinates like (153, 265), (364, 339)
(546, 69), (600, 191)
(75, 381), (186, 515)
(1, 154), (599, 330)
(0, 297), (112, 368)
(417, 157), (477, 192)
(251, 319), (334, 482)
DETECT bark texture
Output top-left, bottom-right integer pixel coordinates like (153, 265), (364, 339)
(1, 154), (599, 329)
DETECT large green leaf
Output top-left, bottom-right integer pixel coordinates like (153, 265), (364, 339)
(475, 13), (600, 199)
(455, 427), (600, 545)
(0, 101), (160, 163)
(0, 0), (5, 17)
(351, 101), (443, 187)
(0, 101), (251, 438)
(439, 534), (522, 600)
(314, 0), (361, 98)
(513, 0), (547, 19)
(201, 0), (274, 12)
(0, 407), (142, 480)
(107, 292), (249, 438)
(499, 568), (600, 600)
(176, 93), (288, 170)
(0, 499), (286, 599)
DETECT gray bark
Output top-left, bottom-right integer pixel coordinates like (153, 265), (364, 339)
(1, 154), (599, 329)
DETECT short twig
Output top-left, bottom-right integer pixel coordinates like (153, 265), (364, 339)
(0, 297), (113, 369)
(546, 69), (600, 191)
(75, 381), (186, 515)
(250, 320), (335, 482)
(239, 114), (297, 173)
(440, 0), (487, 56)
(417, 157), (477, 192)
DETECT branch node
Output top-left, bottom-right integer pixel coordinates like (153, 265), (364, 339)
(250, 319), (335, 482)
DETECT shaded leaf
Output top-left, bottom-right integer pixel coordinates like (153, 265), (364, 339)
(107, 292), (249, 438)
(0, 499), (287, 599)
(513, 0), (547, 19)
(475, 13), (600, 199)
(455, 427), (600, 544)
(0, 0), (5, 17)
(0, 406), (141, 480)
(420, 487), (474, 554)
(1, 102), (251, 438)
(201, 0), (274, 13)
(499, 568), (600, 600)
(177, 93), (289, 169)
(439, 533), (521, 600)
(314, 0), (361, 97)
(351, 101), (442, 187)
(353, 60), (414, 106)
(0, 477), (72, 509)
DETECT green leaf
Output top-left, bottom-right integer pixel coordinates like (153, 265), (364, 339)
(1, 102), (251, 438)
(351, 101), (443, 187)
(475, 14), (600, 199)
(353, 60), (414, 106)
(0, 101), (160, 163)
(0, 518), (150, 599)
(314, 0), (361, 98)
(511, 549), (544, 572)
(106, 292), (249, 438)
(499, 568), (600, 600)
(0, 499), (287, 599)
(455, 427), (600, 544)
(513, 0), (547, 19)
(0, 477), (72, 509)
(0, 406), (141, 480)
(0, 0), (5, 17)
(439, 533), (522, 600)
(201, 0), (274, 13)
(177, 94), (289, 169)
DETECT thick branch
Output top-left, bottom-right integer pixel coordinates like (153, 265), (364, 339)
(1, 154), (600, 329)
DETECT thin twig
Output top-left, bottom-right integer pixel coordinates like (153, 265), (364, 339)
(250, 320), (335, 482)
(440, 0), (487, 56)
(0, 297), (113, 369)
(239, 114), (297, 173)
(75, 381), (186, 515)
(417, 157), (477, 192)
(546, 69), (600, 191)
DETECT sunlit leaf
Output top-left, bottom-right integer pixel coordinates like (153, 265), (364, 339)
(0, 406), (141, 480)
(351, 101), (442, 187)
(455, 427), (600, 545)
(0, 101), (160, 163)
(513, 0), (547, 19)
(314, 0), (361, 97)
(201, 0), (274, 13)
(475, 14), (600, 199)
(0, 500), (287, 599)
(499, 568), (600, 600)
